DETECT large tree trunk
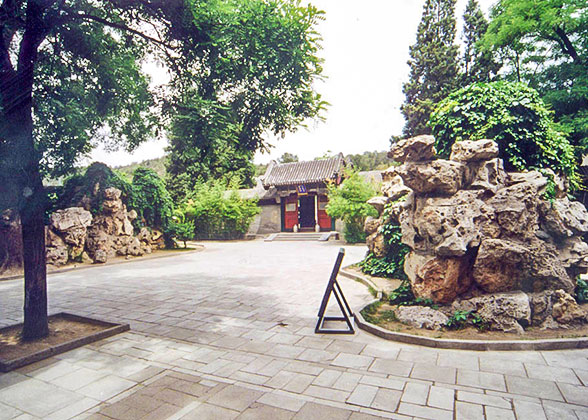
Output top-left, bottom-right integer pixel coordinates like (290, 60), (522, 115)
(0, 1), (49, 340)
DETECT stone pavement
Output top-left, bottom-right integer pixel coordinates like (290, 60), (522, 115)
(0, 240), (587, 420)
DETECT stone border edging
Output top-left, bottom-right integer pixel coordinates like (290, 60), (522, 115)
(340, 266), (382, 299)
(354, 300), (588, 351)
(0, 312), (130, 372)
(0, 245), (204, 282)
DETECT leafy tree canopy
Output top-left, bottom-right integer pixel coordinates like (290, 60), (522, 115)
(481, 0), (588, 157)
(430, 82), (578, 187)
(131, 167), (174, 231)
(401, 0), (460, 137)
(278, 153), (299, 163)
(326, 171), (378, 243)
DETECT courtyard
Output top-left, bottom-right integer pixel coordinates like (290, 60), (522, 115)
(0, 241), (586, 419)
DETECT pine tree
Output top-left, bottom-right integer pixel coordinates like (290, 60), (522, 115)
(401, 0), (460, 137)
(461, 0), (500, 84)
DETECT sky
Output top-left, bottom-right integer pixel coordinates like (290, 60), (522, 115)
(89, 0), (497, 167)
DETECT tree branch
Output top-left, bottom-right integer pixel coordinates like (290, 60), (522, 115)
(60, 11), (173, 49)
(553, 26), (579, 62)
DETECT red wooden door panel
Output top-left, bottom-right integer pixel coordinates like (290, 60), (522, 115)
(284, 195), (298, 230)
(317, 195), (332, 230)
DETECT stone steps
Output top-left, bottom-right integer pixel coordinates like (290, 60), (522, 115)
(265, 232), (339, 242)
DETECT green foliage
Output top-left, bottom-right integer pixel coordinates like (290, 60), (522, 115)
(402, 0), (460, 136)
(430, 82), (579, 188)
(181, 178), (260, 240)
(360, 253), (405, 278)
(131, 167), (174, 231)
(360, 301), (383, 325)
(445, 310), (488, 330)
(445, 310), (471, 329)
(576, 277), (588, 304)
(482, 0), (588, 158)
(345, 151), (390, 171)
(460, 0), (501, 84)
(166, 0), (326, 200)
(278, 153), (299, 164)
(116, 157), (167, 180)
(388, 280), (434, 307)
(326, 171), (378, 243)
(59, 162), (133, 215)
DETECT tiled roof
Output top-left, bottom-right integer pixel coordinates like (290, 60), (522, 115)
(262, 154), (346, 188)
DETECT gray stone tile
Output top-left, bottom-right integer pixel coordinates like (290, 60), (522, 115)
(205, 385), (263, 412)
(370, 388), (402, 413)
(457, 369), (506, 392)
(398, 402), (453, 420)
(0, 402), (22, 420)
(428, 385), (454, 411)
(401, 382), (429, 405)
(525, 363), (582, 385)
(558, 383), (588, 406)
(51, 367), (109, 391)
(411, 363), (456, 384)
(513, 400), (548, 420)
(181, 402), (240, 420)
(333, 373), (362, 392)
(359, 375), (405, 391)
(325, 340), (366, 355)
(295, 337), (334, 350)
(398, 349), (439, 365)
(296, 348), (338, 363)
(236, 402), (294, 420)
(77, 375), (136, 401)
(437, 351), (479, 371)
(485, 406), (516, 420)
(283, 373), (315, 394)
(44, 397), (99, 420)
(292, 402), (351, 420)
(331, 353), (374, 370)
(266, 371), (297, 389)
(479, 357), (528, 376)
(457, 390), (511, 409)
(456, 401), (484, 420)
(543, 400), (581, 420)
(0, 378), (83, 418)
(505, 376), (563, 401)
(304, 385), (349, 402)
(360, 343), (400, 360)
(346, 384), (378, 407)
(368, 359), (413, 377)
(313, 370), (343, 387)
(257, 392), (306, 412)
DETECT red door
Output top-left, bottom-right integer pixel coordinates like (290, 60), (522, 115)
(283, 195), (298, 231)
(317, 195), (332, 230)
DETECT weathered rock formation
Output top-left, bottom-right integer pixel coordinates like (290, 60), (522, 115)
(368, 136), (588, 332)
(0, 209), (23, 273)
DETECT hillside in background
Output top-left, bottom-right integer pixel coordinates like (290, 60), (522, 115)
(115, 156), (167, 179)
(115, 150), (391, 180)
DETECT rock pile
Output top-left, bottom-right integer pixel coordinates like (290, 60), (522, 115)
(367, 135), (588, 332)
(46, 187), (165, 266)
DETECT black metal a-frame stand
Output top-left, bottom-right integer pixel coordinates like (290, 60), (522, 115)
(315, 248), (355, 334)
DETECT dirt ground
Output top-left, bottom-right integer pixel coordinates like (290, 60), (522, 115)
(0, 315), (110, 362)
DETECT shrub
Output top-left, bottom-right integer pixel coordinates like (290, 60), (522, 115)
(388, 280), (434, 307)
(131, 167), (174, 231)
(359, 203), (410, 280)
(59, 162), (132, 214)
(430, 82), (579, 188)
(576, 277), (588, 304)
(326, 171), (378, 243)
(181, 178), (259, 240)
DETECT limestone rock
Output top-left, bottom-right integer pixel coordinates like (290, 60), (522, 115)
(364, 217), (381, 235)
(122, 218), (134, 236)
(473, 239), (528, 293)
(524, 239), (575, 293)
(104, 187), (121, 200)
(366, 232), (387, 258)
(405, 252), (473, 304)
(394, 306), (449, 330)
(137, 227), (151, 243)
(507, 171), (548, 192)
(367, 196), (389, 215)
(127, 209), (138, 221)
(50, 207), (92, 252)
(466, 158), (507, 193)
(450, 139), (499, 163)
(401, 190), (494, 257)
(388, 135), (436, 162)
(0, 209), (23, 273)
(86, 228), (112, 263)
(380, 169), (412, 202)
(552, 290), (587, 324)
(45, 229), (69, 266)
(397, 160), (465, 195)
(488, 181), (539, 237)
(539, 197), (588, 239)
(94, 249), (108, 263)
(454, 292), (531, 334)
(127, 237), (144, 256)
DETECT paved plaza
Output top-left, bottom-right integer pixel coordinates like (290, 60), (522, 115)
(0, 240), (587, 419)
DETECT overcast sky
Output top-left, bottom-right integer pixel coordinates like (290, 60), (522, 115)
(89, 0), (496, 167)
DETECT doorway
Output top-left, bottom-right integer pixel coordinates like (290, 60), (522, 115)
(298, 196), (316, 229)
